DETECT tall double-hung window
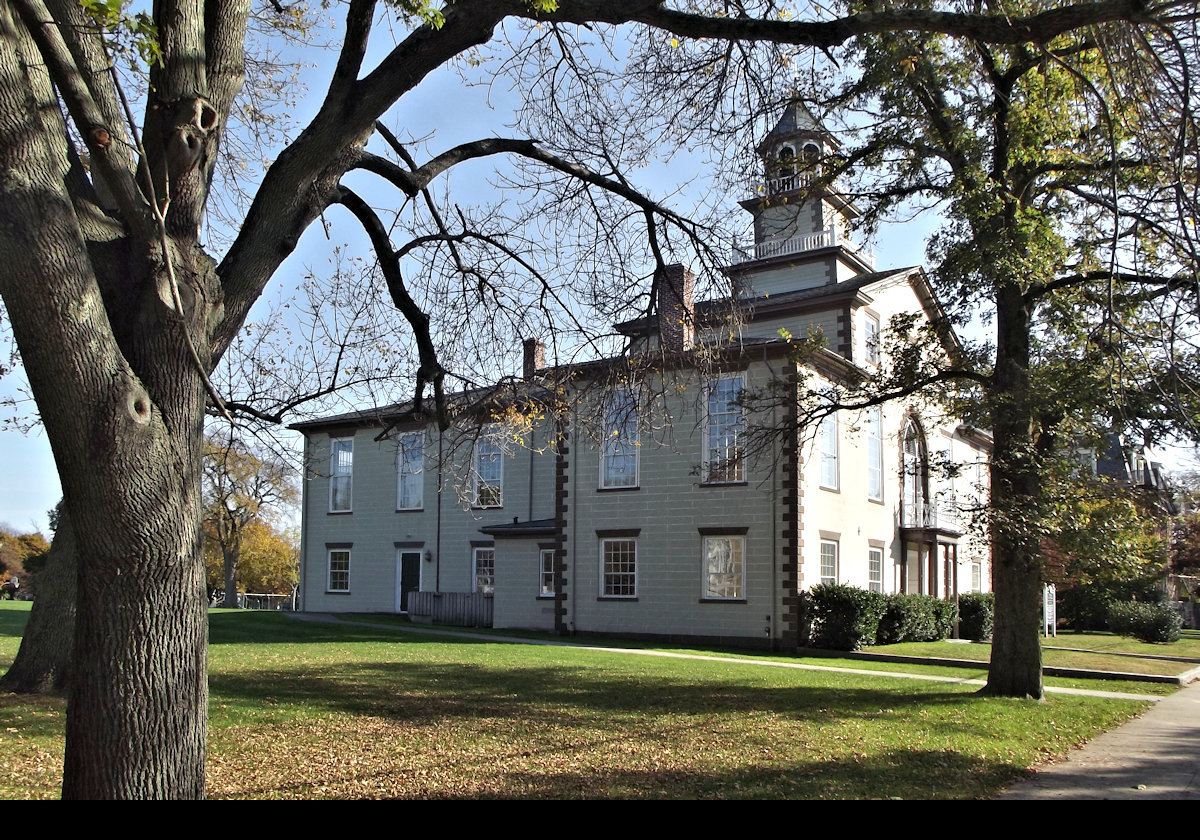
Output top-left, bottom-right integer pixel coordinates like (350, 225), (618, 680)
(706, 375), (745, 483)
(868, 547), (884, 593)
(601, 389), (638, 489)
(867, 407), (883, 501)
(329, 437), (353, 512)
(396, 432), (424, 510)
(818, 413), (839, 490)
(820, 539), (839, 585)
(600, 537), (637, 598)
(864, 313), (881, 365)
(703, 535), (745, 600)
(539, 548), (555, 597)
(474, 547), (495, 594)
(474, 430), (503, 508)
(327, 549), (350, 592)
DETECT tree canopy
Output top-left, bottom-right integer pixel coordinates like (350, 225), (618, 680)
(730, 0), (1200, 696)
(0, 0), (1195, 798)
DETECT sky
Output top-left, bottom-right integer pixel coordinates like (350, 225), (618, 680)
(0, 9), (1190, 536)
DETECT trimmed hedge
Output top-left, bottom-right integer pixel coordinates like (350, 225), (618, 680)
(876, 593), (958, 644)
(804, 585), (959, 649)
(805, 583), (888, 651)
(958, 592), (994, 641)
(1106, 600), (1182, 643)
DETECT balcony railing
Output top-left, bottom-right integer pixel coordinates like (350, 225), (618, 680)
(730, 226), (874, 266)
(762, 171), (814, 195)
(901, 498), (961, 533)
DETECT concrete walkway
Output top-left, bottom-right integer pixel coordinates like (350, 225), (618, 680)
(291, 613), (1200, 798)
(997, 679), (1200, 799)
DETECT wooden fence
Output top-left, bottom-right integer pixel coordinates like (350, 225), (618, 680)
(407, 591), (493, 628)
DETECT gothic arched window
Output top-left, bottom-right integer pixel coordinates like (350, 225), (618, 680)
(902, 420), (928, 527)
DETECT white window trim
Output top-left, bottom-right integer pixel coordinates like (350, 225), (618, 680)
(702, 535), (745, 600)
(819, 539), (838, 586)
(327, 549), (351, 593)
(600, 389), (640, 489)
(329, 437), (353, 513)
(868, 547), (883, 593)
(819, 414), (839, 491)
(473, 547), (495, 594)
(396, 431), (425, 511)
(867, 407), (883, 502)
(704, 374), (746, 484)
(599, 537), (638, 599)
(473, 431), (503, 509)
(865, 313), (881, 366)
(539, 548), (555, 598)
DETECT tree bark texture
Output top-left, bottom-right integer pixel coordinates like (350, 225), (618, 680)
(981, 285), (1044, 699)
(0, 513), (77, 695)
(0, 2), (213, 797)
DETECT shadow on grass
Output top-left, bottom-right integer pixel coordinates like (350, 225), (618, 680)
(208, 652), (1134, 798)
(210, 653), (1093, 732)
(0, 603), (30, 639)
(208, 611), (488, 646)
(209, 656), (1046, 798)
(456, 748), (1021, 799)
(223, 741), (1025, 800)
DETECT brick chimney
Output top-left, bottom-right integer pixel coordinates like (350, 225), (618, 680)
(656, 264), (695, 354)
(522, 338), (546, 380)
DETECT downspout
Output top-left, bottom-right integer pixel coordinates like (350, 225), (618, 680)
(570, 399), (579, 633)
(298, 434), (310, 613)
(528, 424), (535, 522)
(436, 428), (444, 592)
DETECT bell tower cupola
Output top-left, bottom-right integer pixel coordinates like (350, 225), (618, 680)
(731, 99), (874, 295)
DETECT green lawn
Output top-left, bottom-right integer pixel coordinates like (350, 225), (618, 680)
(864, 632), (1200, 678)
(0, 604), (1167, 799)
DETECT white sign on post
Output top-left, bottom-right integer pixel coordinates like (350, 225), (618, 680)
(1043, 583), (1057, 637)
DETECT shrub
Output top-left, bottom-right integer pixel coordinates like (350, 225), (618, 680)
(806, 584), (888, 651)
(1059, 578), (1162, 631)
(958, 592), (994, 641)
(1106, 600), (1182, 643)
(877, 595), (922, 644)
(931, 597), (959, 640)
(875, 593), (957, 644)
(796, 590), (814, 647)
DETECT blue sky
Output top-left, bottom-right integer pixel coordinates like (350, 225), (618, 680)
(2, 11), (1187, 536)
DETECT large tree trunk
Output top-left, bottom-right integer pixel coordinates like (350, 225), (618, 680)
(63, 485), (208, 799)
(0, 513), (77, 694)
(0, 9), (213, 795)
(982, 285), (1045, 699)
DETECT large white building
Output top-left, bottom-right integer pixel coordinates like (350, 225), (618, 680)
(292, 103), (992, 649)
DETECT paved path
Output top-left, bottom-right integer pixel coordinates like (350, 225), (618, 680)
(292, 613), (1199, 798)
(996, 679), (1200, 799)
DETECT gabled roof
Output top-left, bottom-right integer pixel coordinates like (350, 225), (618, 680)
(616, 266), (918, 335)
(288, 381), (547, 435)
(292, 266), (966, 435)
